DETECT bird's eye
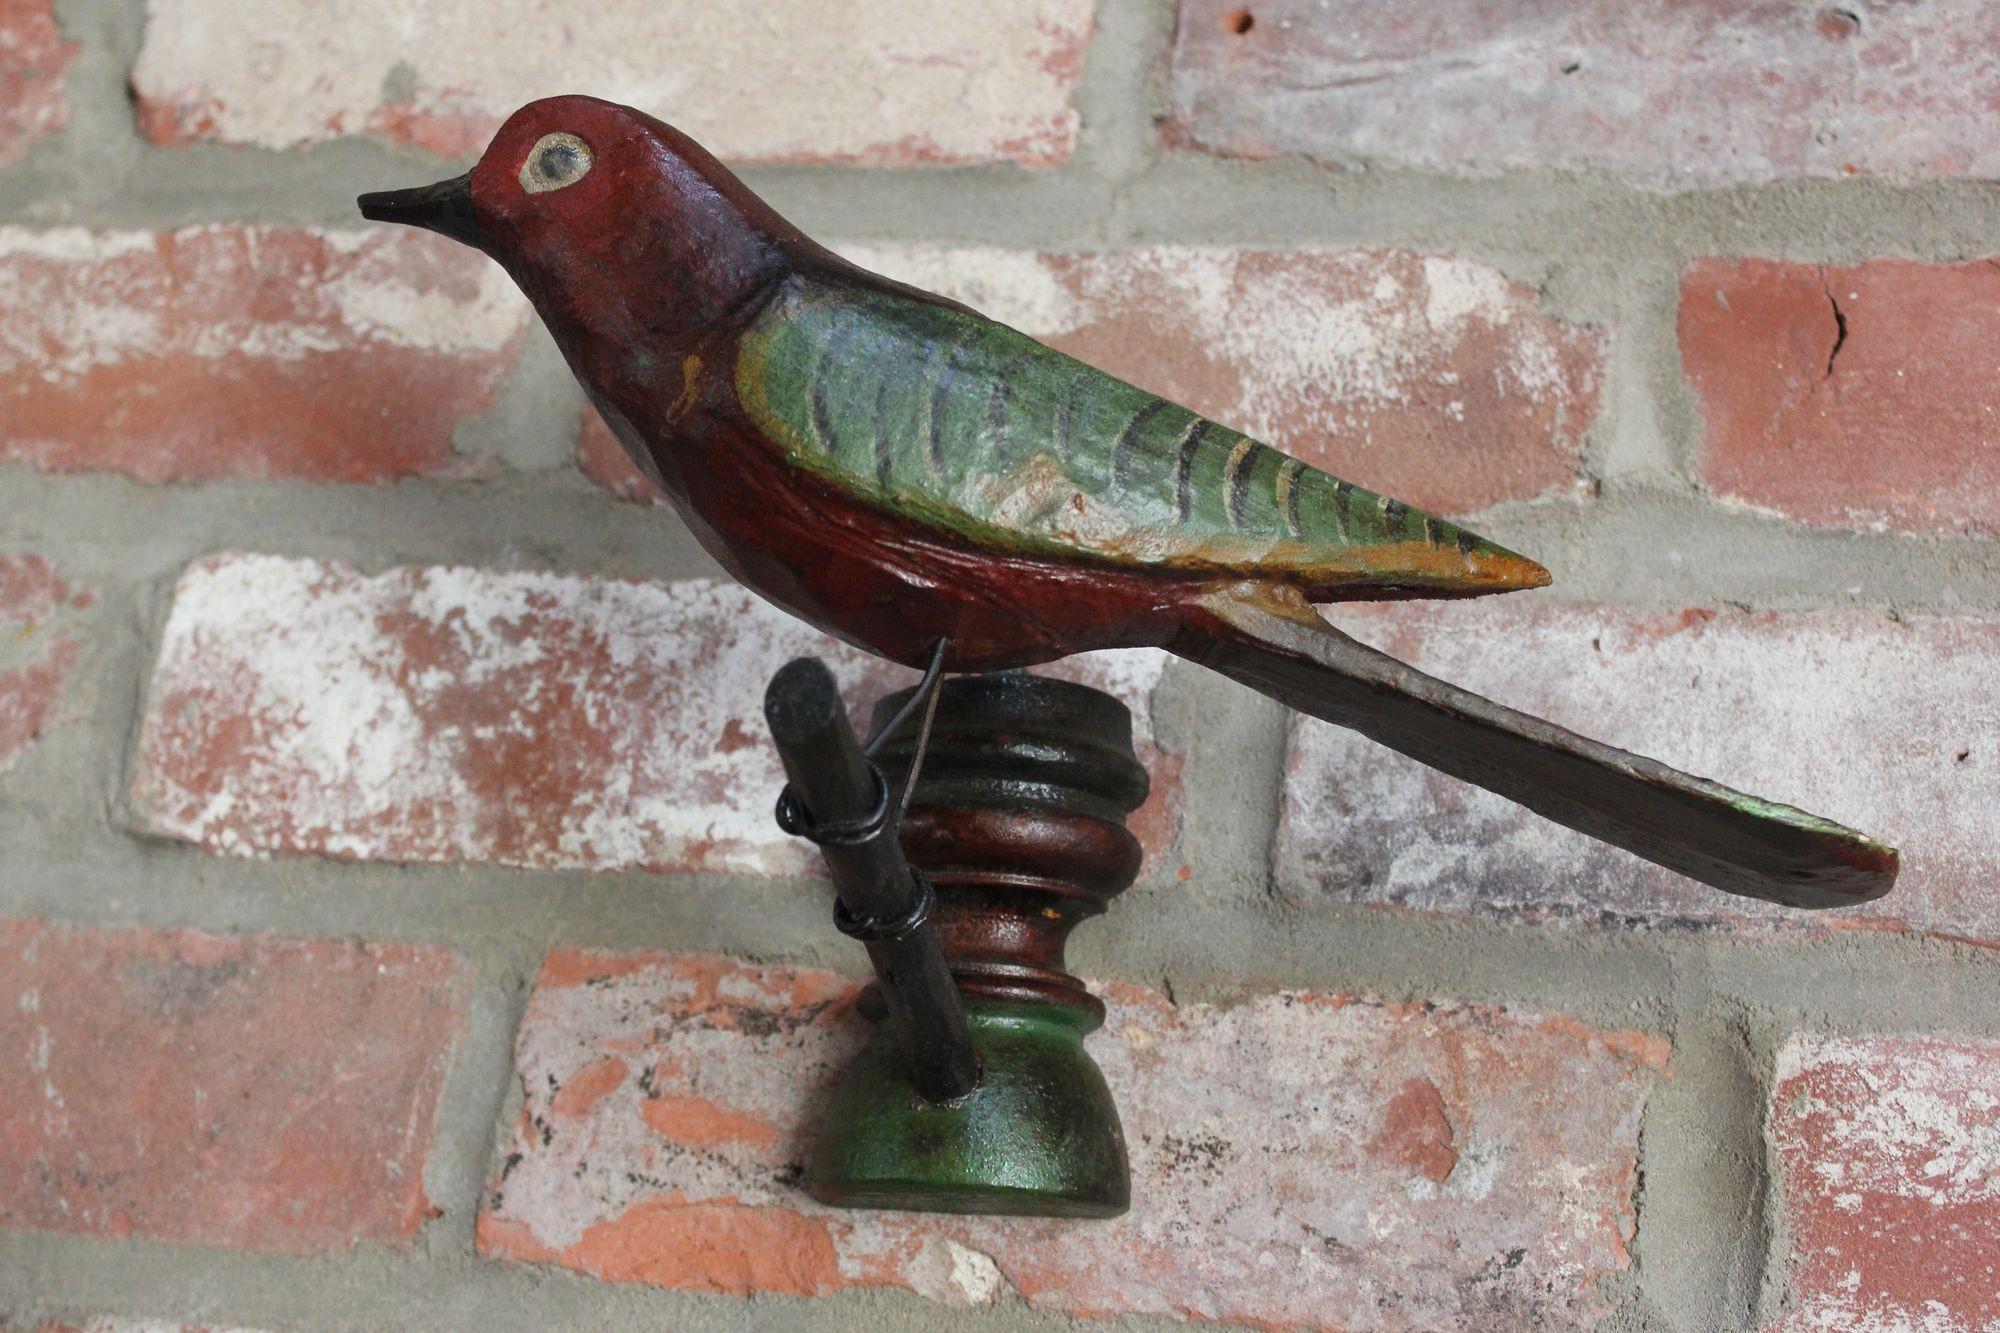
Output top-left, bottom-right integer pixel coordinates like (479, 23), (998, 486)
(520, 132), (594, 195)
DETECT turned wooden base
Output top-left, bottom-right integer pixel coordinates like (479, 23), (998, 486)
(807, 671), (1148, 1217)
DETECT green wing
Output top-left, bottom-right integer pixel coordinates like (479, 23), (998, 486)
(734, 275), (1546, 596)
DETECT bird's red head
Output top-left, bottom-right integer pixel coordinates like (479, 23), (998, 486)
(359, 95), (804, 343)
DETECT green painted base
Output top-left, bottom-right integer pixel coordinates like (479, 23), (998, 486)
(808, 1000), (1129, 1218)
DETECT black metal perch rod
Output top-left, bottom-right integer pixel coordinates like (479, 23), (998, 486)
(763, 657), (980, 1105)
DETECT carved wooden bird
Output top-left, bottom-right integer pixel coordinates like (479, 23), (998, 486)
(360, 95), (1896, 910)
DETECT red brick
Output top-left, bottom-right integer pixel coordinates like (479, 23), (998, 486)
(1276, 602), (1993, 940)
(0, 918), (465, 1254)
(130, 555), (1181, 876)
(1770, 1034), (2000, 1330)
(0, 0), (70, 165)
(584, 245), (1602, 516)
(1681, 257), (2000, 536)
(479, 950), (1666, 1326)
(132, 0), (1091, 166)
(1170, 0), (2000, 187)
(0, 227), (527, 484)
(0, 554), (91, 772)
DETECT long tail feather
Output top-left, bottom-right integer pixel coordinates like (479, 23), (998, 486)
(1173, 584), (1897, 910)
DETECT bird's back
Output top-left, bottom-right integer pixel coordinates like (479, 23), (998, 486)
(732, 272), (1546, 600)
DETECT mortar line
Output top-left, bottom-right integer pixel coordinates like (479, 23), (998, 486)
(0, 827), (1995, 1037)
(13, 128), (2000, 267)
(4, 475), (1997, 616)
(0, 1226), (1181, 1333)
(414, 942), (544, 1262)
(1741, 1005), (1800, 1331)
(1627, 941), (1754, 1329)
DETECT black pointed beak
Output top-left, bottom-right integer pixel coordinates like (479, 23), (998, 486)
(357, 172), (482, 248)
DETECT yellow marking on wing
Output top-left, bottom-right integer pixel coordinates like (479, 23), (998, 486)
(668, 354), (704, 424)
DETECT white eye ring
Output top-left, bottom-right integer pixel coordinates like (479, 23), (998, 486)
(520, 132), (594, 194)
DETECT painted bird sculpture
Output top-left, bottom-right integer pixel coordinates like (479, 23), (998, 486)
(360, 95), (1897, 911)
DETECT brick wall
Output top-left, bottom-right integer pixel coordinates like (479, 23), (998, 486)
(2, 2), (1995, 1329)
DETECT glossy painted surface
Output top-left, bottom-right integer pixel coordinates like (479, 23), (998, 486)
(804, 672), (1145, 1215)
(810, 1000), (1129, 1217)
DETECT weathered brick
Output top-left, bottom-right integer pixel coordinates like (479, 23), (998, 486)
(132, 0), (1091, 166)
(0, 554), (91, 773)
(1276, 603), (1992, 940)
(0, 0), (72, 165)
(1681, 257), (2000, 536)
(1171, 0), (2000, 187)
(583, 245), (1602, 516)
(1770, 1033), (2000, 1331)
(0, 918), (465, 1254)
(130, 555), (1180, 876)
(0, 227), (527, 484)
(479, 950), (1665, 1326)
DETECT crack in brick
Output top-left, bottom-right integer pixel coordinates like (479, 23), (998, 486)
(1820, 269), (1850, 380)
